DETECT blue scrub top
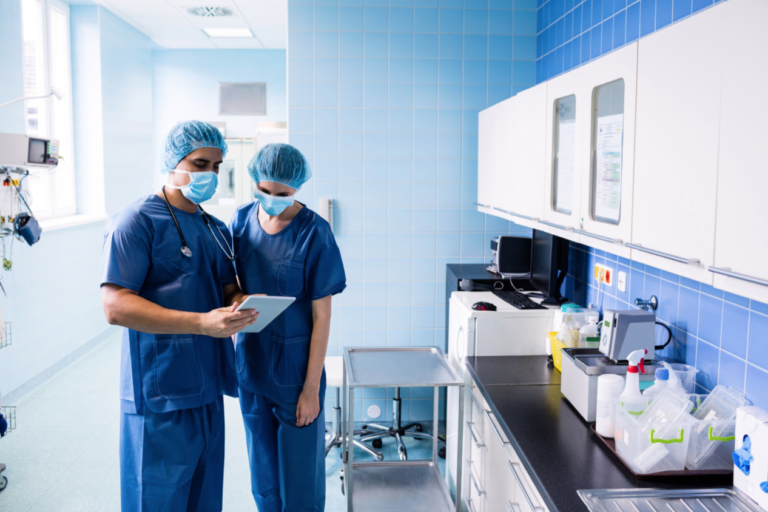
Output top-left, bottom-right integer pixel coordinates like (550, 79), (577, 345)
(229, 202), (346, 404)
(101, 194), (239, 414)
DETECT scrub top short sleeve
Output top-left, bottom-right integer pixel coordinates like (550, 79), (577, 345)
(305, 225), (346, 301)
(102, 229), (152, 293)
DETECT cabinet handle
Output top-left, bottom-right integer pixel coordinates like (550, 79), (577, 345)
(465, 497), (478, 512)
(708, 267), (768, 288)
(508, 461), (545, 512)
(493, 207), (539, 222)
(466, 421), (485, 448)
(468, 387), (485, 412)
(625, 243), (700, 265)
(507, 501), (522, 512)
(469, 466), (486, 496)
(573, 228), (622, 244)
(539, 220), (574, 232)
(483, 409), (510, 446)
(474, 202), (491, 209)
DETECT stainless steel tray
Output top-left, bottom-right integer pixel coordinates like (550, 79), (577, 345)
(578, 488), (761, 512)
(345, 461), (455, 512)
(343, 347), (464, 388)
(563, 348), (662, 376)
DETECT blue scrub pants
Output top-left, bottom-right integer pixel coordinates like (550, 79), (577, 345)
(239, 390), (326, 512)
(120, 396), (226, 512)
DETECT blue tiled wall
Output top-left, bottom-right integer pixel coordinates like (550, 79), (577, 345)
(535, 0), (724, 82)
(287, 0), (537, 421)
(566, 243), (768, 410)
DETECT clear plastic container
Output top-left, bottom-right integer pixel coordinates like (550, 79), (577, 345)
(661, 362), (699, 394)
(612, 391), (693, 474)
(685, 387), (752, 470)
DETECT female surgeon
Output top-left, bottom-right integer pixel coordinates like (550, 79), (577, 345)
(101, 121), (257, 512)
(230, 143), (346, 512)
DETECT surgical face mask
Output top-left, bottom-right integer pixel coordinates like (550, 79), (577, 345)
(167, 170), (218, 204)
(254, 189), (294, 216)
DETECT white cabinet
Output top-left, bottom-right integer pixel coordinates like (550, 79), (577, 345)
(493, 97), (516, 216)
(712, 0), (768, 303)
(542, 66), (584, 244)
(576, 44), (637, 259)
(478, 105), (500, 209)
(631, 8), (725, 283)
(507, 84), (548, 228)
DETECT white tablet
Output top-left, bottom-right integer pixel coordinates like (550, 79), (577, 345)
(236, 296), (296, 333)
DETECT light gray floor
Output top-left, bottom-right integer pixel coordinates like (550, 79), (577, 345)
(0, 334), (445, 511)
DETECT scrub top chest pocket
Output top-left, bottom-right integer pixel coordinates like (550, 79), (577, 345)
(277, 258), (304, 297)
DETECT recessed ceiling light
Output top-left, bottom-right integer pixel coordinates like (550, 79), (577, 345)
(188, 7), (234, 17)
(203, 28), (253, 38)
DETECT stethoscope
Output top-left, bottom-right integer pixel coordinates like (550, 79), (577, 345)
(161, 186), (235, 262)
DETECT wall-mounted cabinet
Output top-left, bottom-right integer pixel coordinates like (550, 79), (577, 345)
(576, 44), (637, 258)
(630, 7), (724, 283)
(477, 0), (768, 298)
(478, 105), (500, 209)
(711, 0), (768, 303)
(541, 67), (583, 244)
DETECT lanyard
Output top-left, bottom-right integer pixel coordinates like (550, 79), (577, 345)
(160, 186), (235, 262)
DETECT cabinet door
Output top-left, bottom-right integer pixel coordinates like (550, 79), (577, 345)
(483, 409), (518, 512)
(493, 97), (516, 216)
(631, 8), (725, 282)
(576, 43), (638, 258)
(542, 66), (583, 244)
(507, 83), (548, 229)
(478, 105), (498, 208)
(712, 0), (768, 303)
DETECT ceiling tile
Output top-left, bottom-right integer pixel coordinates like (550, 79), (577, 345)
(253, 29), (286, 48)
(103, 1), (183, 17)
(210, 38), (265, 49)
(154, 38), (218, 49)
(143, 28), (209, 40)
(128, 16), (197, 29)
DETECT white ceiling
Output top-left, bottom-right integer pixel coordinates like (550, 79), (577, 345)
(87, 0), (287, 49)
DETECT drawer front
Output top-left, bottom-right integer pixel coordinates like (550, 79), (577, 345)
(466, 459), (489, 512)
(506, 457), (549, 512)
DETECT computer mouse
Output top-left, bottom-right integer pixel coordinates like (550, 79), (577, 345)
(472, 301), (497, 311)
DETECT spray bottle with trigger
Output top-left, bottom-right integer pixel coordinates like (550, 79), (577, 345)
(619, 349), (648, 415)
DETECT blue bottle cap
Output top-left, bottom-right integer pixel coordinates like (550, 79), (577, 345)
(655, 368), (669, 380)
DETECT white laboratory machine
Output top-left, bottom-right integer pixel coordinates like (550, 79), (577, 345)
(445, 291), (557, 505)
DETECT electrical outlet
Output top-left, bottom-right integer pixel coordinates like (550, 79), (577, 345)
(604, 266), (613, 287)
(618, 271), (627, 292)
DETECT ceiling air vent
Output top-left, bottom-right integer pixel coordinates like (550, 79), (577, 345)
(219, 83), (267, 116)
(187, 7), (234, 17)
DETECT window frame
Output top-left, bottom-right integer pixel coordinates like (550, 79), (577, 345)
(21, 0), (77, 220)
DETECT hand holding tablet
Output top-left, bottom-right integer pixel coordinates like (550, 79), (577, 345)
(235, 295), (296, 333)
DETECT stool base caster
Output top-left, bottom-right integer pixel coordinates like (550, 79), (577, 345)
(0, 475), (8, 492)
(372, 439), (383, 449)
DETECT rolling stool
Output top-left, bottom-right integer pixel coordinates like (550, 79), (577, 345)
(324, 356), (383, 461)
(357, 387), (444, 461)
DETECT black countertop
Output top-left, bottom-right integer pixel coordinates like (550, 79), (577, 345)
(465, 356), (731, 512)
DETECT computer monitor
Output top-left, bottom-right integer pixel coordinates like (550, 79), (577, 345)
(530, 229), (569, 305)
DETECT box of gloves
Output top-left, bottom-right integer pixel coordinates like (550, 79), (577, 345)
(733, 406), (768, 510)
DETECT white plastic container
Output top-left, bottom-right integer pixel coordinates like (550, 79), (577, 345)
(643, 368), (669, 398)
(662, 362), (699, 394)
(595, 374), (625, 438)
(579, 316), (600, 347)
(612, 388), (694, 474)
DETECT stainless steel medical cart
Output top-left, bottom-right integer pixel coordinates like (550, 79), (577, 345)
(342, 347), (465, 512)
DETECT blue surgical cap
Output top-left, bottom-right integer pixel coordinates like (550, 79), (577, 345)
(247, 143), (311, 190)
(161, 120), (228, 173)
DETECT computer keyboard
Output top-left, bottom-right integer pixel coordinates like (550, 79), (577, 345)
(492, 290), (548, 310)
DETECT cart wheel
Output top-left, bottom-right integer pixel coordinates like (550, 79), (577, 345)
(0, 475), (7, 492)
(341, 482), (345, 495)
(439, 447), (446, 459)
(362, 425), (368, 430)
(372, 439), (383, 449)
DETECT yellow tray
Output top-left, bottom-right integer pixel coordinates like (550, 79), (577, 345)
(549, 331), (566, 372)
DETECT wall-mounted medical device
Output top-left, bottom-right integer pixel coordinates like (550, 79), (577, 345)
(0, 133), (60, 168)
(316, 198), (334, 233)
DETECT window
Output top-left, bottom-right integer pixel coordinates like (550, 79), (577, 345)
(590, 79), (625, 225)
(552, 94), (576, 215)
(21, 0), (76, 220)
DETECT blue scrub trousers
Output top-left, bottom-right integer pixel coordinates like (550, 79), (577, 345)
(239, 389), (326, 512)
(120, 396), (226, 512)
